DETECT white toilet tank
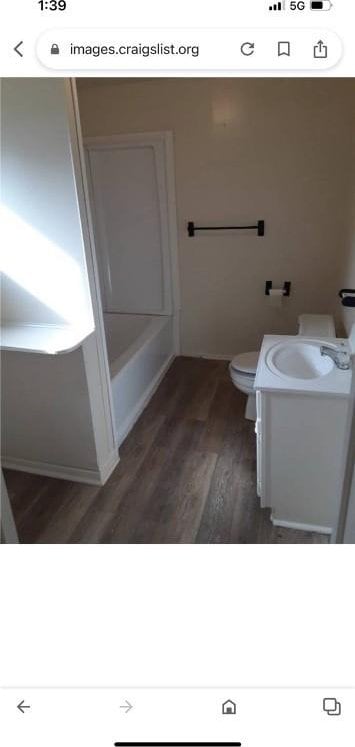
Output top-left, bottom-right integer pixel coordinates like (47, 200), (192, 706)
(298, 314), (336, 338)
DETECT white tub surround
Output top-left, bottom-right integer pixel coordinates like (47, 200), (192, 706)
(84, 132), (180, 322)
(104, 313), (175, 445)
(85, 131), (180, 446)
(255, 335), (353, 535)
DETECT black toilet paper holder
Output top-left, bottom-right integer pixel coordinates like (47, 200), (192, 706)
(339, 288), (355, 307)
(265, 281), (291, 297)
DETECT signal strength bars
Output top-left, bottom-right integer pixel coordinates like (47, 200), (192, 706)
(269, 1), (285, 9)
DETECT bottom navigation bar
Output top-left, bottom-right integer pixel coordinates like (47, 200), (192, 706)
(2, 687), (354, 746)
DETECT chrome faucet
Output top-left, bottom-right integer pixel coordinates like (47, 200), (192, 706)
(320, 344), (351, 370)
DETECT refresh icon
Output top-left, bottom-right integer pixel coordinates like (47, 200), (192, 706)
(241, 41), (255, 56)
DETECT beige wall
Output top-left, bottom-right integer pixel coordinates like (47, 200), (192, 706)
(340, 144), (355, 343)
(338, 133), (355, 542)
(78, 78), (354, 357)
(341, 202), (355, 343)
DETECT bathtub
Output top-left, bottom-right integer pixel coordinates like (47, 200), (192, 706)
(104, 313), (175, 444)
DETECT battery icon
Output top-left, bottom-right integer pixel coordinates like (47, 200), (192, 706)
(310, 1), (333, 9)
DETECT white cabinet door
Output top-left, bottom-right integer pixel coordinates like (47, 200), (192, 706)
(337, 356), (355, 543)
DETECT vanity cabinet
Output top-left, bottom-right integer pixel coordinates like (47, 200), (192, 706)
(256, 389), (350, 535)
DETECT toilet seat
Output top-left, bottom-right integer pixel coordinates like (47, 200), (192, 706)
(230, 351), (259, 375)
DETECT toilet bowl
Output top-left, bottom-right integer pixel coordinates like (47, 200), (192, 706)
(229, 352), (259, 420)
(229, 314), (336, 421)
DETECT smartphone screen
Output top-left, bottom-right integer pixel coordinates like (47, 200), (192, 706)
(1, 1), (354, 745)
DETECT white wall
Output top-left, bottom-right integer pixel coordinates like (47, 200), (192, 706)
(77, 78), (354, 357)
(1, 79), (117, 484)
(2, 79), (93, 328)
(341, 245), (355, 349)
(340, 191), (355, 341)
(2, 346), (98, 468)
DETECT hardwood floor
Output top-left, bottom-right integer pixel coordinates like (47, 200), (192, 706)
(5, 357), (329, 544)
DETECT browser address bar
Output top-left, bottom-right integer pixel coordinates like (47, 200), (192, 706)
(36, 29), (342, 71)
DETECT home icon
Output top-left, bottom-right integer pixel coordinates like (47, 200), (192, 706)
(222, 699), (237, 715)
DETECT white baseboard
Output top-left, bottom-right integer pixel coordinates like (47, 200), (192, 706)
(117, 354), (175, 445)
(2, 452), (119, 487)
(271, 514), (333, 535)
(184, 352), (233, 361)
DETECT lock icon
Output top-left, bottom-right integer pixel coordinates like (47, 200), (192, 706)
(50, 43), (60, 55)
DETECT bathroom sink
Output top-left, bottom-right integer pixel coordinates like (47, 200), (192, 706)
(265, 341), (334, 380)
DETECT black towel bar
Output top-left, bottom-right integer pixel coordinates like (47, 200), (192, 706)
(187, 219), (265, 237)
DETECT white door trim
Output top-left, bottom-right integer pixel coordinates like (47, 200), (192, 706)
(0, 471), (19, 544)
(67, 80), (119, 462)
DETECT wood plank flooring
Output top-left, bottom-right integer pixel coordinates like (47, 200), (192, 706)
(4, 357), (329, 544)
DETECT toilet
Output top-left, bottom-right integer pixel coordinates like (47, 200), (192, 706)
(229, 314), (336, 421)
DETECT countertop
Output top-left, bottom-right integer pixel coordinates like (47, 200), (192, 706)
(0, 322), (94, 355)
(254, 335), (353, 398)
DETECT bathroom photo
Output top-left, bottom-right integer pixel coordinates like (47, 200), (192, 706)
(1, 77), (355, 544)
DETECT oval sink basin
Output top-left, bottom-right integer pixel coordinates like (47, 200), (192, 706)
(266, 341), (334, 380)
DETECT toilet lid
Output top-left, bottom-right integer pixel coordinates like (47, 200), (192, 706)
(230, 351), (259, 374)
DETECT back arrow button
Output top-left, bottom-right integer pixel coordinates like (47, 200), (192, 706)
(14, 41), (24, 57)
(17, 700), (31, 714)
